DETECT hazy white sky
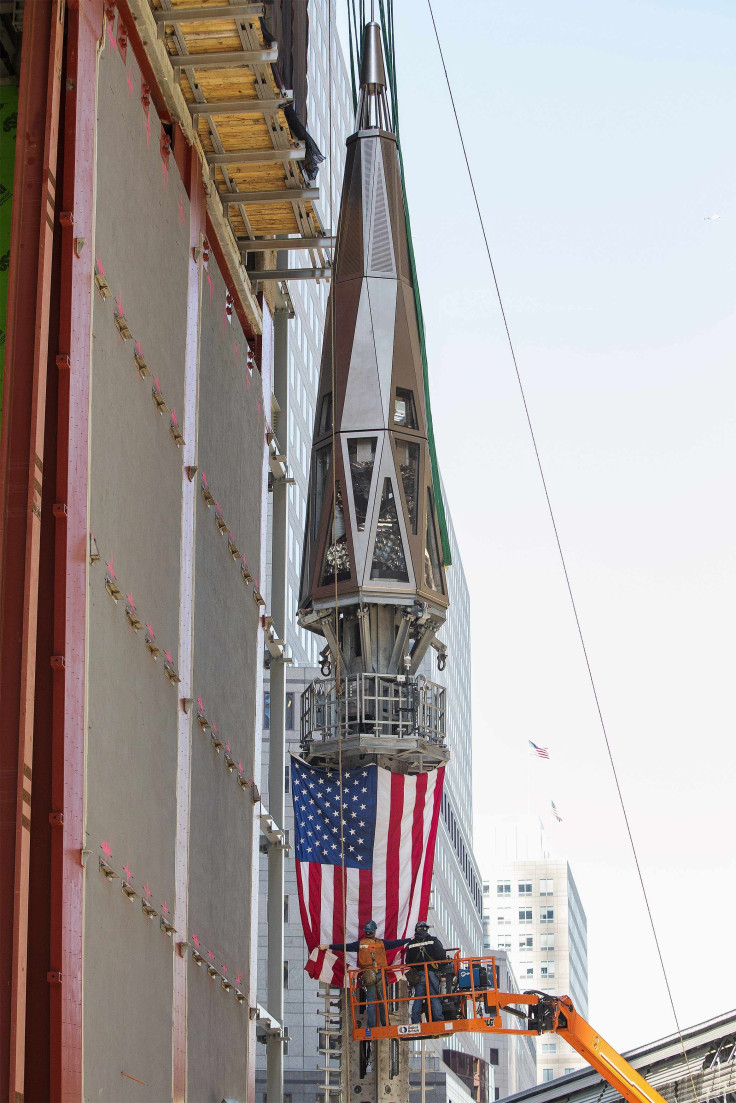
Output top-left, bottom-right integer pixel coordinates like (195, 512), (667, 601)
(337, 0), (736, 1052)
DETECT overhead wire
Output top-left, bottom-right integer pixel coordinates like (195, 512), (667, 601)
(423, 0), (698, 1088)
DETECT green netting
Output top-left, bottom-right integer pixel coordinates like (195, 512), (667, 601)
(0, 86), (18, 434)
(346, 0), (452, 566)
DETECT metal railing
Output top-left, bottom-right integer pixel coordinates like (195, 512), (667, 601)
(300, 672), (446, 749)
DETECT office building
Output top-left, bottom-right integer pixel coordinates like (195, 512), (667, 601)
(483, 854), (589, 1084)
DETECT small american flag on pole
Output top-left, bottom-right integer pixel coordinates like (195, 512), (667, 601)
(290, 756), (445, 987)
(529, 740), (550, 760)
(551, 800), (562, 822)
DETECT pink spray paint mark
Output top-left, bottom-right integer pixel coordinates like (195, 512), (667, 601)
(208, 950), (215, 964)
(222, 964), (228, 975)
(101, 840), (112, 857)
(236, 971), (242, 986)
(202, 471), (209, 488)
(161, 901), (169, 918)
(237, 761), (243, 775)
(115, 292), (123, 316)
(215, 501), (221, 516)
(126, 67), (133, 96)
(153, 376), (160, 392)
(212, 722), (218, 736)
(197, 696), (205, 711)
(165, 649), (173, 664)
(162, 158), (169, 187)
(106, 554), (115, 579)
(135, 340), (142, 357)
(233, 340), (238, 364)
(143, 881), (151, 899)
(191, 933), (200, 949)
(96, 258), (105, 276)
(145, 623), (154, 638)
(126, 592), (135, 608)
(205, 270), (213, 301)
(171, 408), (178, 427)
(225, 742), (231, 754)
(246, 369), (252, 392)
(123, 863), (132, 880)
(178, 195), (184, 225)
(107, 16), (117, 52)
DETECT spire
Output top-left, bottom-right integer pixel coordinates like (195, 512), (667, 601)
(298, 18), (448, 680)
(356, 21), (392, 132)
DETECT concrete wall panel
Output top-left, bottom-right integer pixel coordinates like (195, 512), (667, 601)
(186, 250), (265, 1092)
(84, 27), (190, 1099)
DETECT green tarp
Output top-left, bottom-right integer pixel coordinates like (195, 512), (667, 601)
(0, 86), (19, 432)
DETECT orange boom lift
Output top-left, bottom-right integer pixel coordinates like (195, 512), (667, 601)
(349, 954), (667, 1103)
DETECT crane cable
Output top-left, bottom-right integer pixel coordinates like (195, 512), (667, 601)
(327, 0), (351, 1087)
(424, 0), (698, 1089)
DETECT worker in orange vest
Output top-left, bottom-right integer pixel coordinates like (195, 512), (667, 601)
(320, 920), (409, 1027)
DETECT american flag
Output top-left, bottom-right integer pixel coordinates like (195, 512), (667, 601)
(290, 755), (445, 987)
(529, 740), (550, 760)
(551, 800), (562, 822)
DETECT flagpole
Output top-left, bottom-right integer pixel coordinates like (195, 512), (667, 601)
(526, 746), (530, 819)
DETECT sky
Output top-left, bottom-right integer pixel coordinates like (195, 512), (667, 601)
(333, 0), (736, 1054)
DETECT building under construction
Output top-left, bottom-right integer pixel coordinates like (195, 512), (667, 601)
(0, 0), (487, 1100)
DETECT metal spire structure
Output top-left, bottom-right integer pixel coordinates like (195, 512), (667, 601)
(297, 18), (452, 1098)
(299, 17), (450, 777)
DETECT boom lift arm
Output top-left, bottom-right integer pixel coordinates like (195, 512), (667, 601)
(527, 992), (667, 1103)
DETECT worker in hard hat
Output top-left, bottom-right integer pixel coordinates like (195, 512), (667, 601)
(404, 920), (447, 1024)
(320, 920), (409, 1027)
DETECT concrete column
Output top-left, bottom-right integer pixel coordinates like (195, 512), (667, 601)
(266, 302), (290, 1102)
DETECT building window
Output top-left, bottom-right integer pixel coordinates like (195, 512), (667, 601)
(542, 1043), (557, 1054)
(263, 691), (270, 729)
(283, 961), (289, 988)
(483, 882), (490, 894)
(519, 962), (534, 978)
(518, 881), (532, 895)
(541, 933), (555, 951)
(497, 881), (511, 895)
(518, 908), (532, 924)
(540, 961), (555, 979)
(543, 1069), (554, 1083)
(497, 908), (511, 925)
(565, 1069), (576, 1076)
(540, 878), (554, 896)
(286, 692), (295, 730)
(495, 1090), (500, 1101)
(393, 387), (417, 429)
(497, 935), (512, 951)
(540, 906), (554, 923)
(519, 935), (533, 951)
(490, 1048), (499, 1065)
(284, 895), (289, 923)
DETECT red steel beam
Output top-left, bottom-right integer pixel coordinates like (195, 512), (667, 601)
(49, 1), (103, 1098)
(0, 0), (65, 1095)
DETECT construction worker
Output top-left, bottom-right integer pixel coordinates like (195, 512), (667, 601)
(320, 921), (409, 1028)
(405, 921), (447, 1024)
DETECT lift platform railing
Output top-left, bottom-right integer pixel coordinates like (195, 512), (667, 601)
(348, 953), (509, 1041)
